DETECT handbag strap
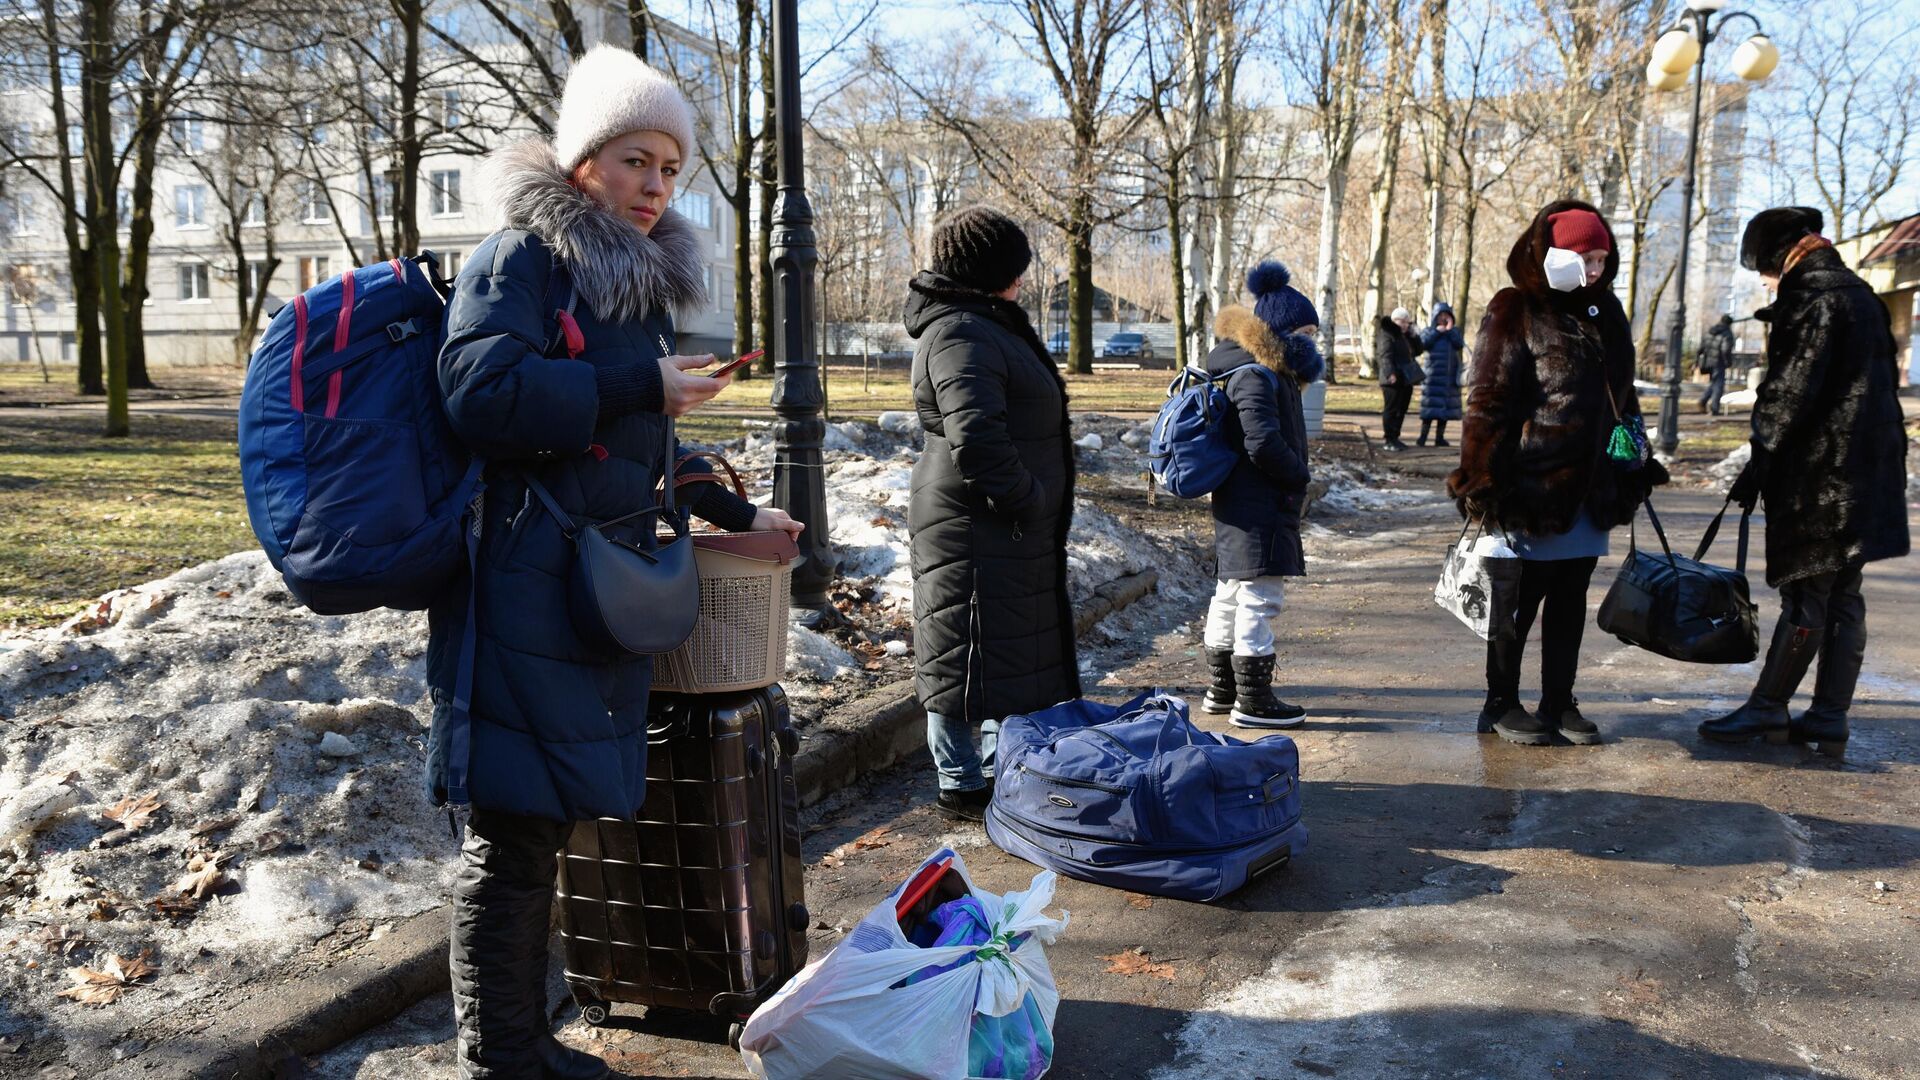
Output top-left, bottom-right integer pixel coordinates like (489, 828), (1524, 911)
(522, 421), (680, 540)
(1633, 497), (1679, 568)
(671, 449), (746, 498)
(1689, 495), (1754, 575)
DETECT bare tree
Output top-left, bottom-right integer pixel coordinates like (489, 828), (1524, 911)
(1289, 0), (1371, 378)
(1358, 0), (1420, 356)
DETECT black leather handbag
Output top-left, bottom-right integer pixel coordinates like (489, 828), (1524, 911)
(1596, 496), (1759, 664)
(522, 427), (699, 657)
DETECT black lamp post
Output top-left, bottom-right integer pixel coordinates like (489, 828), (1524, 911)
(769, 0), (835, 624)
(1646, 0), (1778, 455)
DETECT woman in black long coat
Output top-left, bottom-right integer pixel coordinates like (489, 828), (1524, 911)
(906, 207), (1079, 820)
(1699, 207), (1910, 757)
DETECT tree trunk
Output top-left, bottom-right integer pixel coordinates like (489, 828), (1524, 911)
(1420, 0), (1448, 315)
(393, 0), (425, 256)
(730, 0), (754, 370)
(124, 90), (161, 389)
(1360, 0), (1411, 353)
(83, 0), (130, 435)
(1455, 194), (1478, 327)
(1165, 180), (1189, 371)
(627, 0), (650, 57)
(1067, 208), (1094, 376)
(755, 18), (775, 377)
(1313, 167), (1348, 381)
(42, 0), (102, 396)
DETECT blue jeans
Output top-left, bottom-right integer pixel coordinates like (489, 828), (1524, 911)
(927, 711), (998, 792)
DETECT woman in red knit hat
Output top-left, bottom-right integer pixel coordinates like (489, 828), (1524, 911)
(1447, 201), (1669, 746)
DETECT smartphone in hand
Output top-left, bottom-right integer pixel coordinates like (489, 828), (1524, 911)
(707, 348), (764, 379)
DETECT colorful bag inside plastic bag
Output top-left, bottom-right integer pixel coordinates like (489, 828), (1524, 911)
(739, 848), (1069, 1080)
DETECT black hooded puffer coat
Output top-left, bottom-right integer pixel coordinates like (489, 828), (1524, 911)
(905, 271), (1081, 724)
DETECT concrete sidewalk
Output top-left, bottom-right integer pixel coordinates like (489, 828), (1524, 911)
(305, 485), (1920, 1080)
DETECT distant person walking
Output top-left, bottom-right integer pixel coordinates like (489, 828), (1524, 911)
(1417, 303), (1465, 447)
(1448, 201), (1668, 746)
(906, 207), (1079, 821)
(1696, 314), (1736, 415)
(1197, 262), (1323, 728)
(1375, 306), (1424, 452)
(1699, 207), (1910, 758)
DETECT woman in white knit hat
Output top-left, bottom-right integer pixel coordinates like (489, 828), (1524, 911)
(427, 45), (800, 1078)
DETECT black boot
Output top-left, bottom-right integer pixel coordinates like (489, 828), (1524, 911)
(541, 1035), (610, 1080)
(1229, 654), (1305, 728)
(1202, 648), (1237, 714)
(1791, 622), (1863, 758)
(452, 812), (573, 1080)
(1417, 420), (1431, 447)
(1492, 703), (1553, 745)
(1539, 697), (1601, 745)
(1699, 621), (1822, 745)
(1433, 421), (1450, 448)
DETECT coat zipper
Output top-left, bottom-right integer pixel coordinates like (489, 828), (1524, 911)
(1016, 762), (1132, 796)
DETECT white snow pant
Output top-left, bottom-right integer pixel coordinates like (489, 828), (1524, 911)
(1203, 576), (1288, 657)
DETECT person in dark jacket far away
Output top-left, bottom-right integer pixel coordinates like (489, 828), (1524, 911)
(429, 45), (801, 1079)
(1375, 306), (1424, 452)
(1417, 302), (1466, 447)
(907, 206), (1079, 822)
(1447, 201), (1669, 748)
(1198, 261), (1324, 728)
(1699, 207), (1910, 758)
(1695, 313), (1736, 415)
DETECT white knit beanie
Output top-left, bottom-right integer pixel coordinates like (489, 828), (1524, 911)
(552, 45), (697, 169)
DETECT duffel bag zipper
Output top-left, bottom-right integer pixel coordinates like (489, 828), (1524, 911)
(1015, 762), (1132, 796)
(993, 801), (1301, 857)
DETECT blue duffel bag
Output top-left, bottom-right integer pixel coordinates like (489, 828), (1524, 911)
(985, 690), (1306, 902)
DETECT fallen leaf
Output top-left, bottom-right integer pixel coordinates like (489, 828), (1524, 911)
(84, 898), (119, 922)
(150, 894), (201, 920)
(34, 925), (87, 955)
(190, 814), (241, 838)
(1125, 893), (1154, 910)
(100, 792), (164, 833)
(851, 826), (893, 850)
(54, 951), (157, 1006)
(214, 590), (232, 599)
(175, 858), (230, 900)
(1100, 948), (1177, 981)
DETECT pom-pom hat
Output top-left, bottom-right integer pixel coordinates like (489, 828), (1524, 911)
(553, 45), (698, 169)
(1247, 261), (1320, 338)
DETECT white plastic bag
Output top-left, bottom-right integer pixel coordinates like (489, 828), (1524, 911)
(740, 849), (1069, 1080)
(1434, 521), (1521, 641)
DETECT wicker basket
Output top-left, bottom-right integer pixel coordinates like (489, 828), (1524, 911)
(654, 453), (798, 693)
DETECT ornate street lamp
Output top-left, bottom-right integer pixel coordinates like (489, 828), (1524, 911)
(769, 0), (835, 625)
(1646, 0), (1779, 455)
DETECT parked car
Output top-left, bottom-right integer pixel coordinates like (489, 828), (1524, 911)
(1046, 330), (1071, 358)
(1099, 331), (1159, 366)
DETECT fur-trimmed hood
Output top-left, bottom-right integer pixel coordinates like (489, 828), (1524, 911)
(479, 137), (707, 324)
(1506, 198), (1619, 304)
(1211, 305), (1326, 385)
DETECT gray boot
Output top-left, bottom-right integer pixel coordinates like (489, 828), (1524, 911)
(1699, 620), (1822, 745)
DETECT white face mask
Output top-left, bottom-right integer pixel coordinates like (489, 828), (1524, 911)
(1543, 247), (1588, 292)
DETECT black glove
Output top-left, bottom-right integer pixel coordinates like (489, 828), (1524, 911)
(1729, 444), (1768, 510)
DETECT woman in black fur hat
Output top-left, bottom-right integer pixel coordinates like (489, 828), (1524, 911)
(1698, 207), (1910, 757)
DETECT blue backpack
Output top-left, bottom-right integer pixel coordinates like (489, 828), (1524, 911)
(1147, 364), (1274, 498)
(986, 690), (1307, 902)
(238, 255), (480, 615)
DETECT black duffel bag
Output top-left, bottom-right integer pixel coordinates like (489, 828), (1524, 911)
(1596, 496), (1759, 664)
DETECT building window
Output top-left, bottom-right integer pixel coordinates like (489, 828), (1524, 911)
(177, 262), (210, 302)
(241, 188), (267, 226)
(2, 194), (31, 236)
(673, 188), (712, 229)
(246, 260), (272, 301)
(298, 255), (330, 292)
(300, 103), (327, 146)
(0, 122), (31, 155)
(174, 184), (208, 228)
(169, 117), (206, 154)
(429, 170), (462, 216)
(116, 188), (132, 228)
(364, 175), (396, 231)
(436, 249), (463, 277)
(301, 179), (331, 224)
(65, 123), (82, 158)
(439, 89), (462, 130)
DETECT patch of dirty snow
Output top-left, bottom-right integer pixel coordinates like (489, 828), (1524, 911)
(1706, 441), (1751, 487)
(1312, 463), (1445, 517)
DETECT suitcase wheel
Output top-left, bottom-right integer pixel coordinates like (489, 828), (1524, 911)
(580, 999), (611, 1027)
(728, 1021), (745, 1051)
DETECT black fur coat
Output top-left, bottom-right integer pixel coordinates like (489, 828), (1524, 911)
(1447, 200), (1668, 535)
(1750, 245), (1910, 586)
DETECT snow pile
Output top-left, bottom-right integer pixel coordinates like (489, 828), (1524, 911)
(1312, 462), (1446, 517)
(1706, 442), (1752, 487)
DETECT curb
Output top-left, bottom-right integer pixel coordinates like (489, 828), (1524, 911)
(128, 568), (1159, 1078)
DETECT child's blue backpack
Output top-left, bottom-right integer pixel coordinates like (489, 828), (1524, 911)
(1147, 365), (1273, 498)
(238, 255), (480, 615)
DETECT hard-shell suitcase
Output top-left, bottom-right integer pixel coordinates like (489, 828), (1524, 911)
(556, 685), (809, 1045)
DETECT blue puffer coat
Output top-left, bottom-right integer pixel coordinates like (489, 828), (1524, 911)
(1205, 306), (1321, 580)
(1419, 303), (1466, 421)
(424, 139), (755, 822)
